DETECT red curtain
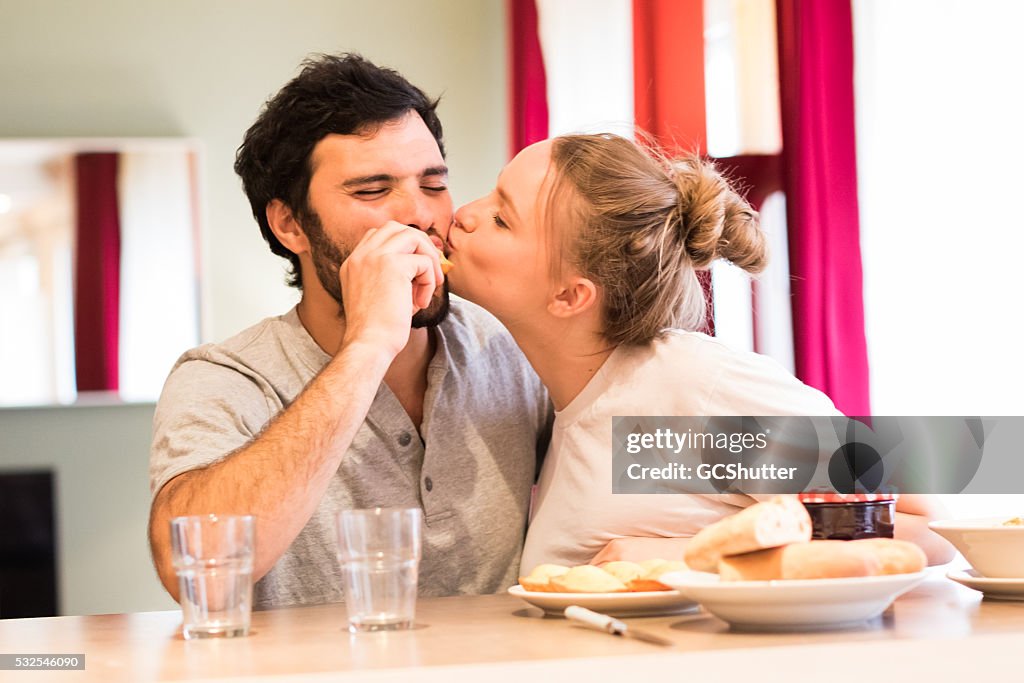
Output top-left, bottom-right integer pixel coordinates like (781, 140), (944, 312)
(633, 0), (707, 156)
(776, 0), (870, 415)
(508, 0), (549, 158)
(633, 0), (715, 334)
(74, 153), (121, 392)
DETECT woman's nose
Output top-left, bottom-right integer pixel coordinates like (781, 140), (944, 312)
(453, 203), (477, 233)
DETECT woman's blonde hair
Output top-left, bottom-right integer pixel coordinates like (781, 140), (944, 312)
(548, 133), (766, 345)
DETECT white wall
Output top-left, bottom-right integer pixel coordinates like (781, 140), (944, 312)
(0, 0), (508, 341)
(0, 0), (508, 615)
(0, 403), (175, 615)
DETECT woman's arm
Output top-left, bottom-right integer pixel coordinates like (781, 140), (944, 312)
(589, 536), (691, 565)
(894, 494), (956, 565)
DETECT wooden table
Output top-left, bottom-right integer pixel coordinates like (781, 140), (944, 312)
(1, 572), (1021, 682)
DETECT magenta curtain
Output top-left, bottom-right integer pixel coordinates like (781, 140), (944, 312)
(74, 153), (121, 392)
(508, 0), (548, 157)
(776, 0), (870, 416)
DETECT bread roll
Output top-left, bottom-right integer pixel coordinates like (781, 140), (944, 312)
(549, 565), (627, 593)
(599, 561), (646, 584)
(519, 563), (570, 592)
(628, 560), (688, 592)
(638, 558), (671, 572)
(849, 538), (926, 575)
(684, 496), (812, 572)
(719, 540), (882, 581)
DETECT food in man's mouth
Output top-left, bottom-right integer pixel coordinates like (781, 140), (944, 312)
(684, 495), (812, 573)
(438, 249), (453, 274)
(1003, 517), (1024, 526)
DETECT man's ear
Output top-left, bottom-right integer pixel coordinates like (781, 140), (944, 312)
(547, 276), (599, 319)
(266, 199), (310, 255)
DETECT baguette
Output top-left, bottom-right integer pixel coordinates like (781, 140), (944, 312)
(849, 538), (926, 575)
(719, 540), (882, 581)
(684, 496), (812, 573)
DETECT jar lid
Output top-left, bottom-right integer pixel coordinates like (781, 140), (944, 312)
(798, 492), (897, 503)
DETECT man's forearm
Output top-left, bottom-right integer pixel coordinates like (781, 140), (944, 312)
(149, 341), (393, 600)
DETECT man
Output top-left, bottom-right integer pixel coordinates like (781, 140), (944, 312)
(148, 54), (550, 609)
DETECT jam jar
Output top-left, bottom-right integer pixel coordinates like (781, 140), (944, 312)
(799, 493), (896, 540)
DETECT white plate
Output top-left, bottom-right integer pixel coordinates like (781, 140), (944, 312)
(507, 585), (699, 617)
(659, 570), (927, 630)
(947, 569), (1024, 601)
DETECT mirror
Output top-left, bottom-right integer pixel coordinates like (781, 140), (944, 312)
(0, 139), (202, 407)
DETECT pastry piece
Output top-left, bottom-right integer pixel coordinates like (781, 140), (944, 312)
(685, 496), (812, 573)
(628, 560), (688, 592)
(638, 558), (671, 572)
(549, 565), (627, 593)
(438, 249), (454, 274)
(718, 540), (881, 581)
(598, 561), (646, 585)
(518, 563), (570, 592)
(850, 538), (926, 575)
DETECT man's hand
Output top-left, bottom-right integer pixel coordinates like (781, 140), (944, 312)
(338, 221), (443, 357)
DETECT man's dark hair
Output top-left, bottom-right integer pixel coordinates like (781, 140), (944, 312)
(234, 53), (445, 288)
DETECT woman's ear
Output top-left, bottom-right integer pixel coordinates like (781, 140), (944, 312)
(548, 276), (599, 318)
(266, 199), (311, 255)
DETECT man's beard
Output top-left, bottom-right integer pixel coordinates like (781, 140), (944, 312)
(303, 209), (450, 329)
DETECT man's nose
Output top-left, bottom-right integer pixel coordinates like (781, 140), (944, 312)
(395, 191), (435, 232)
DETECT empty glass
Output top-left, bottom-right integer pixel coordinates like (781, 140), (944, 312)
(170, 514), (254, 639)
(336, 508), (422, 632)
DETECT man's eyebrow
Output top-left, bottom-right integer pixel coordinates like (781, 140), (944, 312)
(341, 165), (449, 188)
(421, 165), (449, 179)
(341, 174), (396, 188)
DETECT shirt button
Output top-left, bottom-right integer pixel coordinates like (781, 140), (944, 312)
(424, 476), (434, 492)
(398, 432), (413, 447)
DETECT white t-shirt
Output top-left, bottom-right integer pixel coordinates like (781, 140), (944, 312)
(520, 330), (840, 570)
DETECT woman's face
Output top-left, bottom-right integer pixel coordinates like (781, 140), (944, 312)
(447, 140), (561, 325)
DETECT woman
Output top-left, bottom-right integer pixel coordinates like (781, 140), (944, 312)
(444, 133), (952, 569)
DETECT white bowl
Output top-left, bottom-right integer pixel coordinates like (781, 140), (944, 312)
(659, 570), (927, 630)
(929, 517), (1024, 578)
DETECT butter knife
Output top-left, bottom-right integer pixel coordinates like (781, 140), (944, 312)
(564, 606), (674, 647)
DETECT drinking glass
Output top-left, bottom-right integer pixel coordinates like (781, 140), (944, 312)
(170, 514), (254, 639)
(336, 507), (422, 632)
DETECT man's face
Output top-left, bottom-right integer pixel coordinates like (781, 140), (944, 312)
(301, 111), (452, 327)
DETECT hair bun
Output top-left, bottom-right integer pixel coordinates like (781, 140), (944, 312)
(669, 156), (766, 274)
